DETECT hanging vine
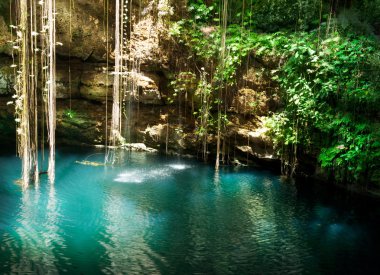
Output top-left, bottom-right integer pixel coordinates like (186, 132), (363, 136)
(215, 0), (228, 170)
(12, 0), (57, 186)
(14, 0), (39, 187)
(107, 0), (122, 162)
(44, 0), (57, 183)
(107, 0), (146, 163)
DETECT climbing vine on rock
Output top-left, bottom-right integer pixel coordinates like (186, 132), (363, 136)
(170, 0), (380, 185)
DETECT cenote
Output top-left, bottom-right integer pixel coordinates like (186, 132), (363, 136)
(1, 148), (379, 274)
(1, 0), (380, 274)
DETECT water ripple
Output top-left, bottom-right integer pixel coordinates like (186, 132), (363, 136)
(0, 149), (379, 274)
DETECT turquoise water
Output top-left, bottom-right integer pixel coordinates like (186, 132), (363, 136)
(0, 148), (379, 274)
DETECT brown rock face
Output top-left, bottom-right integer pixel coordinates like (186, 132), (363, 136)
(230, 88), (269, 116)
(0, 16), (12, 55)
(79, 65), (111, 102)
(55, 0), (108, 61)
(56, 61), (82, 99)
(0, 0), (280, 169)
(0, 58), (13, 96)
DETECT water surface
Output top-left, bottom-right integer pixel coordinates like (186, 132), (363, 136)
(0, 148), (379, 274)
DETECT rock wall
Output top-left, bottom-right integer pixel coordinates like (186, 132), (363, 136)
(0, 0), (279, 170)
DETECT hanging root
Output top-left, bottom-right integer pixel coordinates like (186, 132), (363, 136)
(107, 0), (131, 164)
(45, 0), (57, 183)
(14, 0), (57, 186)
(107, 0), (122, 163)
(15, 0), (40, 187)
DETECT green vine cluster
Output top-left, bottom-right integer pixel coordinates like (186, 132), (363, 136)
(263, 32), (380, 183)
(169, 0), (380, 185)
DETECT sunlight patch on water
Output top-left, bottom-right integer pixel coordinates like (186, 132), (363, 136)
(114, 168), (171, 183)
(166, 164), (192, 170)
(1, 149), (378, 274)
(115, 164), (192, 183)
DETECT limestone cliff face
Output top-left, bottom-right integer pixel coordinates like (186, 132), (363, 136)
(55, 0), (108, 61)
(0, 0), (278, 169)
(0, 0), (174, 96)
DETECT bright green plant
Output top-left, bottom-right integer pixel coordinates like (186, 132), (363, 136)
(262, 31), (380, 183)
(64, 109), (77, 119)
(172, 0), (380, 185)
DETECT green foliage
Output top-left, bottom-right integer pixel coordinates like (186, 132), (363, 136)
(186, 0), (323, 31)
(261, 31), (380, 183)
(174, 0), (380, 184)
(319, 117), (380, 183)
(64, 109), (77, 119)
(169, 71), (197, 103)
(0, 0), (12, 24)
(194, 72), (213, 137)
(172, 20), (258, 83)
(354, 0), (380, 26)
(188, 0), (218, 23)
(337, 9), (374, 36)
(0, 0), (10, 10)
(251, 0), (322, 31)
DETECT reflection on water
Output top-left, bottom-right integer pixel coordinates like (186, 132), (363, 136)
(8, 185), (65, 274)
(0, 148), (379, 274)
(100, 187), (166, 274)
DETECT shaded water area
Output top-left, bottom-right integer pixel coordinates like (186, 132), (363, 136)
(0, 147), (379, 274)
